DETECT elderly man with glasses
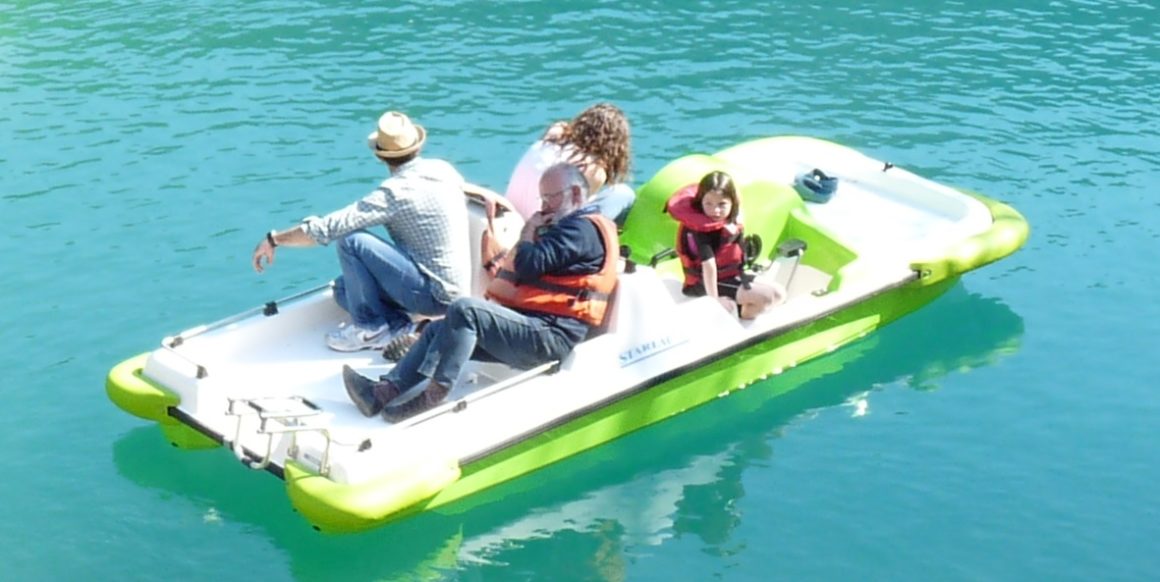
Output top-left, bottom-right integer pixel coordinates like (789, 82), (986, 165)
(342, 162), (620, 422)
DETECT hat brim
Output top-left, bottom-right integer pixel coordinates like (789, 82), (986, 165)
(366, 124), (426, 159)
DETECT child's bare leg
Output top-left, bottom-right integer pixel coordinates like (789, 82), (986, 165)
(736, 281), (785, 319)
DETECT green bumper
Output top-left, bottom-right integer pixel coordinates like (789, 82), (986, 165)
(106, 353), (178, 424)
(911, 191), (1030, 285)
(106, 353), (217, 449)
(285, 459), (461, 533)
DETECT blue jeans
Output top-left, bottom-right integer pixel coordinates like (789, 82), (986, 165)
(386, 297), (576, 392)
(332, 231), (449, 330)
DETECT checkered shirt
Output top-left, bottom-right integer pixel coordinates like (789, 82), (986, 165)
(301, 157), (471, 303)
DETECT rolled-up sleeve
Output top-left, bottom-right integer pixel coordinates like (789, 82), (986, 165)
(301, 188), (395, 245)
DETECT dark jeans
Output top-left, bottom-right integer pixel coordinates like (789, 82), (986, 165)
(332, 230), (449, 330)
(386, 297), (576, 392)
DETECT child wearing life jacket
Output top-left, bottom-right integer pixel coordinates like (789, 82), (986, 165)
(666, 171), (784, 319)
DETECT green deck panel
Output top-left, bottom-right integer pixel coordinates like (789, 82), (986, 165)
(619, 149), (857, 286)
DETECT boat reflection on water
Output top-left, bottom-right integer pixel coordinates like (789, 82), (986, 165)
(113, 284), (1022, 581)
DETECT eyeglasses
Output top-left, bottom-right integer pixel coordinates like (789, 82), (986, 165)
(540, 186), (573, 202)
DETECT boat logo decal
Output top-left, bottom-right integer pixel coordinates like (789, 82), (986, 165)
(619, 332), (688, 367)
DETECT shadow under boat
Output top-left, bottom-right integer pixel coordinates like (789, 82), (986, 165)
(112, 283), (1022, 581)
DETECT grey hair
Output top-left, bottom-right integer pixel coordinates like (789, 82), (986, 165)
(543, 162), (590, 199)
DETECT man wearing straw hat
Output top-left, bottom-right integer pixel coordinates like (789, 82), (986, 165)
(252, 111), (471, 352)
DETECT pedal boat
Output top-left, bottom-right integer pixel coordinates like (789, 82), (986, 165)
(106, 136), (1028, 533)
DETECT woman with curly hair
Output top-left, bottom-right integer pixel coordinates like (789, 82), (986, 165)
(505, 103), (635, 226)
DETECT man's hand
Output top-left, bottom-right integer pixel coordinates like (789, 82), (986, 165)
(252, 237), (275, 273)
(520, 211), (552, 242)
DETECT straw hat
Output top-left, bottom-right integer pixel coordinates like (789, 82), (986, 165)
(366, 111), (426, 159)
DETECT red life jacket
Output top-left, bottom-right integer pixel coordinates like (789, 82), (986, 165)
(485, 214), (619, 326)
(665, 184), (744, 287)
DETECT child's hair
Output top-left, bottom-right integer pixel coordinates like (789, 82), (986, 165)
(693, 171), (740, 223)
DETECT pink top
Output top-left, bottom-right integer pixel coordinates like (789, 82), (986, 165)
(504, 140), (579, 219)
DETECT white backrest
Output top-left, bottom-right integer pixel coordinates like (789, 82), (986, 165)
(464, 188), (525, 298)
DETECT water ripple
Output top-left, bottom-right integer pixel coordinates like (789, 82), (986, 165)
(3, 1), (1160, 578)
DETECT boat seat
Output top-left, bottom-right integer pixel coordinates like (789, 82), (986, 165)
(464, 185), (524, 299)
(585, 267), (680, 338)
(561, 267), (685, 373)
(585, 285), (619, 340)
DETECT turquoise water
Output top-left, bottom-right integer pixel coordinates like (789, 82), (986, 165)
(3, 0), (1158, 579)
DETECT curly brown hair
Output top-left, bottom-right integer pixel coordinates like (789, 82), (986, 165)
(545, 102), (631, 185)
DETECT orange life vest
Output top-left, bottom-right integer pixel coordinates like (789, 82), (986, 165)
(665, 184), (744, 287)
(485, 213), (619, 326)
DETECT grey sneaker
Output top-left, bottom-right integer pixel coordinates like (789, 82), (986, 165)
(325, 322), (393, 352)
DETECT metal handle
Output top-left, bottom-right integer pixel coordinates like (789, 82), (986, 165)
(165, 283), (331, 347)
(226, 396), (336, 476)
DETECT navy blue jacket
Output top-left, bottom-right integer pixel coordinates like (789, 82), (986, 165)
(509, 209), (607, 344)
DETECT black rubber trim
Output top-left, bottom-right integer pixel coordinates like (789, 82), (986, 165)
(167, 406), (285, 480)
(459, 272), (920, 466)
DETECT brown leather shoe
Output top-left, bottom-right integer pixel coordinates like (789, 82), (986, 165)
(343, 365), (402, 417)
(381, 381), (450, 423)
(373, 378), (402, 406)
